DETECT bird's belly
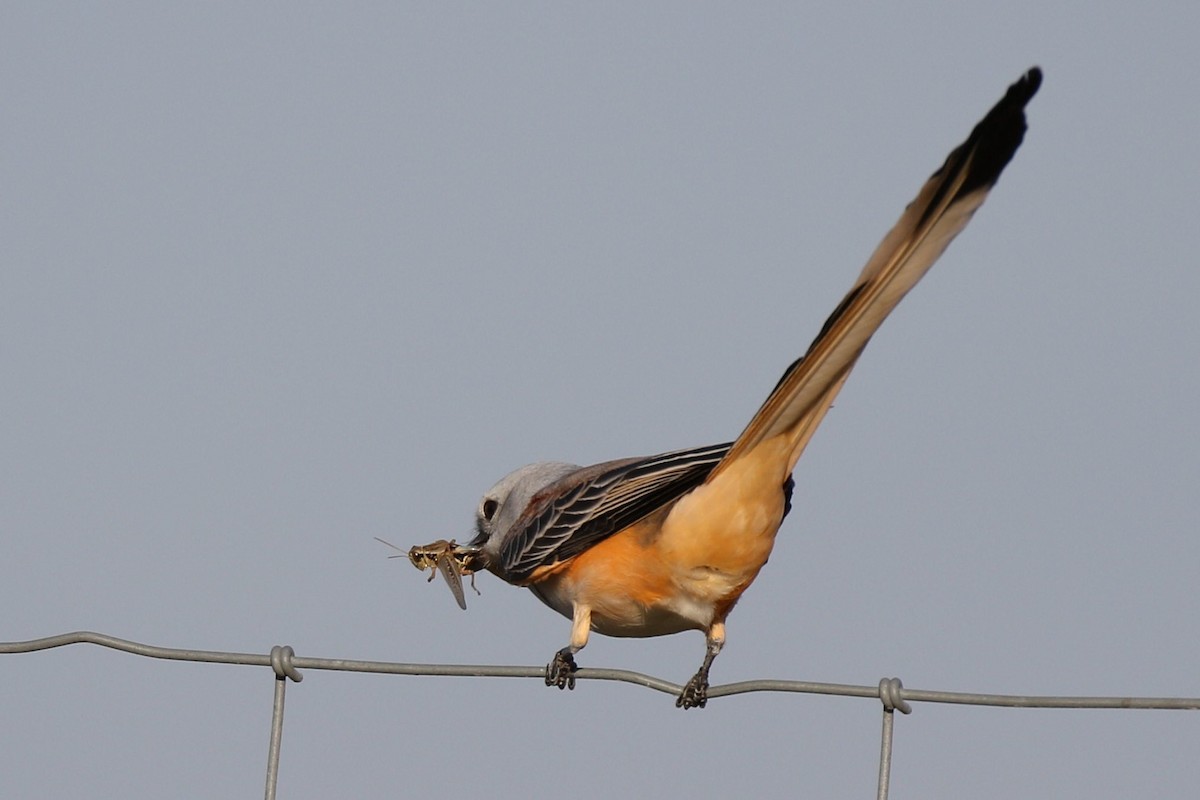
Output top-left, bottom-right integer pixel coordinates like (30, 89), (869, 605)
(530, 578), (713, 637)
(528, 531), (780, 638)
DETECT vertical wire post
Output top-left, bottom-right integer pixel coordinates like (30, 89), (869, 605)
(876, 678), (911, 800)
(265, 646), (303, 800)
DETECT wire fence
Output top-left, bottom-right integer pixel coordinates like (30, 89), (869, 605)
(3, 630), (1198, 800)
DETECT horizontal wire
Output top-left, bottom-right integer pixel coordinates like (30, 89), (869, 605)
(3, 630), (1198, 711)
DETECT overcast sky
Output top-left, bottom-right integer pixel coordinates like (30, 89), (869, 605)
(3, 4), (1198, 799)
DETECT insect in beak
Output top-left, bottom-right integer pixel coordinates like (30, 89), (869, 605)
(376, 537), (481, 610)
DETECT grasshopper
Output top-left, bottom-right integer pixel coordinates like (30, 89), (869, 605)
(376, 537), (481, 610)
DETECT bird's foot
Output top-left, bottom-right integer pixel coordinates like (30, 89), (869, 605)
(676, 669), (709, 710)
(545, 649), (578, 690)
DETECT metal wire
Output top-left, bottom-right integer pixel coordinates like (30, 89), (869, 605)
(264, 646), (301, 800)
(875, 678), (912, 800)
(3, 631), (1198, 800)
(265, 672), (287, 800)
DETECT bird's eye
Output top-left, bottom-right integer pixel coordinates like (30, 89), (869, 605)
(481, 498), (499, 521)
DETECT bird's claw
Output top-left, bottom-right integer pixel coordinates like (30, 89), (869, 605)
(676, 672), (709, 709)
(545, 650), (578, 690)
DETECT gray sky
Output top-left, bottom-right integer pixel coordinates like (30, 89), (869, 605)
(3, 4), (1198, 798)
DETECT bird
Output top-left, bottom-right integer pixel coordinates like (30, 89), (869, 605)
(461, 68), (1042, 708)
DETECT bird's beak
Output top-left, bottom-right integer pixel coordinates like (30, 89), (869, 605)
(460, 546), (488, 573)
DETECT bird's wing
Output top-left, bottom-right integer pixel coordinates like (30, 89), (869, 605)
(497, 442), (732, 582)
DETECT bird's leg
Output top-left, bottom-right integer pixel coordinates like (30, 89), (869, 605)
(677, 622), (725, 709)
(546, 604), (591, 691)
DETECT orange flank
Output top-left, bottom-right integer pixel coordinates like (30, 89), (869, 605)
(533, 516), (686, 638)
(662, 434), (792, 584)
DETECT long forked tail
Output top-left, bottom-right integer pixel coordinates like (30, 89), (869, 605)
(711, 67), (1042, 480)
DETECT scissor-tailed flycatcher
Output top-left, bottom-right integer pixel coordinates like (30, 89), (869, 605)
(463, 68), (1042, 708)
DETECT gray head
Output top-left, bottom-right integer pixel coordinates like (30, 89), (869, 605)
(469, 461), (579, 568)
